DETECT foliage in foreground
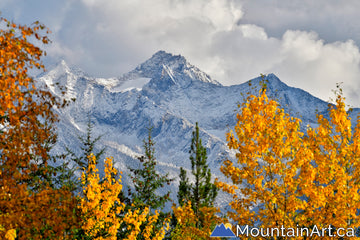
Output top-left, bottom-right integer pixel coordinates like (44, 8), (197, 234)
(217, 88), (360, 239)
(79, 153), (169, 240)
(0, 16), (78, 239)
(171, 201), (221, 240)
(174, 122), (219, 239)
(124, 127), (172, 240)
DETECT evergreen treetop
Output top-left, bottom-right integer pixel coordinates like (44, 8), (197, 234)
(128, 126), (173, 210)
(177, 122), (218, 226)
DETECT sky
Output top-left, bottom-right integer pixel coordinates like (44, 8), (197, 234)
(1, 0), (360, 107)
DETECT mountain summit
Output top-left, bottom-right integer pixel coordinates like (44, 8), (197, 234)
(37, 50), (360, 207)
(117, 51), (221, 92)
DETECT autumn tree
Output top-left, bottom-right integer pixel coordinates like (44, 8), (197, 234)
(79, 153), (123, 239)
(217, 86), (360, 239)
(171, 201), (221, 240)
(0, 17), (79, 239)
(79, 153), (169, 240)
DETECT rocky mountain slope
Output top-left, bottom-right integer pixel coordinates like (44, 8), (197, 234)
(37, 50), (360, 207)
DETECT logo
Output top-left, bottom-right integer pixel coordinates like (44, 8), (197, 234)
(210, 223), (236, 238)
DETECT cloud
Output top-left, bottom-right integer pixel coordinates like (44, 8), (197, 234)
(207, 25), (360, 106)
(60, 0), (244, 76)
(275, 31), (360, 106)
(239, 0), (360, 44)
(2, 0), (360, 106)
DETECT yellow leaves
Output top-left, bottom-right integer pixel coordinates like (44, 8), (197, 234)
(253, 176), (264, 190)
(79, 153), (169, 240)
(172, 201), (221, 240)
(4, 229), (16, 240)
(215, 179), (238, 195)
(143, 210), (159, 238)
(122, 207), (169, 240)
(219, 88), (360, 236)
(80, 154), (123, 239)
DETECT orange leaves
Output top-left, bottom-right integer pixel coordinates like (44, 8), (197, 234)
(171, 201), (221, 240)
(300, 94), (360, 230)
(0, 184), (78, 239)
(219, 88), (360, 237)
(215, 181), (238, 195)
(0, 17), (78, 239)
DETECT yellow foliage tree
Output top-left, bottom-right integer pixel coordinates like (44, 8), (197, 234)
(80, 154), (123, 239)
(171, 201), (221, 240)
(80, 154), (169, 240)
(217, 88), (360, 239)
(4, 228), (16, 240)
(0, 16), (78, 239)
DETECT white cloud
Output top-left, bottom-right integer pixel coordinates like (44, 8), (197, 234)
(239, 0), (360, 44)
(45, 0), (244, 77)
(275, 32), (360, 107)
(2, 0), (360, 106)
(206, 25), (360, 106)
(238, 24), (268, 40)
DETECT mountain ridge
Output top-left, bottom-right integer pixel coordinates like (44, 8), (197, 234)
(37, 50), (360, 208)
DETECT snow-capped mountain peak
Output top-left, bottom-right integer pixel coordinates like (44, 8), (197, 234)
(39, 59), (85, 100)
(38, 51), (360, 210)
(130, 50), (221, 86)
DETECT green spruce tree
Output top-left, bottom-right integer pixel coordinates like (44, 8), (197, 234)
(120, 126), (173, 239)
(177, 167), (190, 206)
(67, 115), (105, 169)
(177, 122), (218, 227)
(56, 115), (105, 192)
(128, 126), (173, 209)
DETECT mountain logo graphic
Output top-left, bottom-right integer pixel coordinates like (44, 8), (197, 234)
(210, 223), (236, 237)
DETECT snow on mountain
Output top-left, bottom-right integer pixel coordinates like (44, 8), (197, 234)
(37, 50), (360, 208)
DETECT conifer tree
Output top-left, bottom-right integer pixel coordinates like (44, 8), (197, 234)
(56, 115), (106, 192)
(121, 126), (173, 239)
(178, 122), (218, 227)
(128, 126), (173, 210)
(67, 115), (105, 169)
(177, 167), (190, 207)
